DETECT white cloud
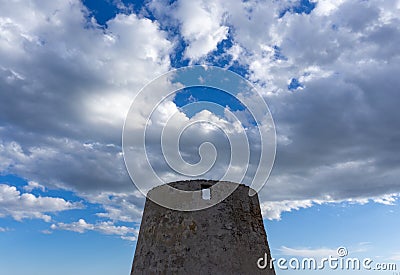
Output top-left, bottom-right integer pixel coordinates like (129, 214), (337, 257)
(313, 0), (346, 16)
(261, 193), (400, 220)
(0, 184), (82, 222)
(261, 199), (315, 220)
(121, 235), (137, 242)
(174, 0), (229, 61)
(84, 191), (144, 222)
(51, 219), (92, 233)
(372, 194), (398, 205)
(0, 0), (400, 228)
(51, 219), (138, 241)
(0, 0), (173, 199)
(23, 181), (45, 192)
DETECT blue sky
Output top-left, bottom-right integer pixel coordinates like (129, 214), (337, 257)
(1, 0), (400, 274)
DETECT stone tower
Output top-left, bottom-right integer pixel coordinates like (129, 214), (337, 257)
(131, 180), (275, 274)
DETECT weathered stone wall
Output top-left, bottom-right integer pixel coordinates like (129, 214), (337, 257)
(131, 180), (275, 275)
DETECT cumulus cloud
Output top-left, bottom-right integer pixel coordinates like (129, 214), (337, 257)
(0, 0), (400, 226)
(173, 0), (228, 61)
(83, 191), (144, 222)
(0, 184), (82, 222)
(23, 181), (45, 192)
(261, 193), (400, 220)
(0, 1), (171, 145)
(50, 219), (138, 241)
(150, 0), (229, 61)
(261, 199), (314, 220)
(213, 0), (400, 214)
(0, 0), (172, 219)
(313, 0), (347, 16)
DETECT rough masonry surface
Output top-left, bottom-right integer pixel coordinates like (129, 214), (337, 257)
(131, 180), (275, 275)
